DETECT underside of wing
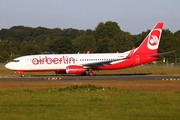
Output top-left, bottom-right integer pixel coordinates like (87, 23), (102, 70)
(81, 48), (136, 68)
(82, 58), (126, 68)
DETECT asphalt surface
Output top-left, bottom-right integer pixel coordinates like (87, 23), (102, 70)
(0, 75), (180, 81)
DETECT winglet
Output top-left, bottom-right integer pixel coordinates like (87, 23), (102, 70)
(86, 50), (90, 54)
(126, 47), (136, 59)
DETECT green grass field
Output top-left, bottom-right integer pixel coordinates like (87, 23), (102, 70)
(0, 85), (180, 120)
(0, 64), (180, 120)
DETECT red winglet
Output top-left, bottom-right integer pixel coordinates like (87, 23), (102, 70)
(126, 47), (136, 59)
(86, 50), (90, 54)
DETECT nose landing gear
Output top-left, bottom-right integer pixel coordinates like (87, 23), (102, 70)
(21, 74), (25, 77)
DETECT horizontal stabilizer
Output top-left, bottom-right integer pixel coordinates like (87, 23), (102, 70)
(149, 51), (175, 57)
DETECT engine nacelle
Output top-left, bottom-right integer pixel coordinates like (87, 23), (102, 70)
(66, 65), (84, 74)
(15, 70), (24, 74)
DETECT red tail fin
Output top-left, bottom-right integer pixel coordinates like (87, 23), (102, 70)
(135, 23), (164, 54)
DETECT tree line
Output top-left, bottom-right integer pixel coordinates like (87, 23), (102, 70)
(0, 21), (180, 63)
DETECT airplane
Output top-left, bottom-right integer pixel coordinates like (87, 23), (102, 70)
(5, 22), (170, 77)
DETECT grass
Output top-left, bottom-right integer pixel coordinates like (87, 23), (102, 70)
(0, 85), (180, 120)
(1, 64), (180, 119)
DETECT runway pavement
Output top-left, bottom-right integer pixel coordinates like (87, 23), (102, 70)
(0, 75), (180, 81)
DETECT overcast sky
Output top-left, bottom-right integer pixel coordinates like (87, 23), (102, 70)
(0, 0), (180, 34)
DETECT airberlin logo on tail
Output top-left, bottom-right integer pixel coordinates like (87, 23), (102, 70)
(147, 29), (162, 50)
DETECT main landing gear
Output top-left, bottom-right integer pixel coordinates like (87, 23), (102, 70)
(81, 72), (87, 76)
(81, 69), (94, 76)
(88, 69), (93, 76)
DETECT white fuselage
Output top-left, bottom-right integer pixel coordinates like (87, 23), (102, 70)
(5, 51), (130, 71)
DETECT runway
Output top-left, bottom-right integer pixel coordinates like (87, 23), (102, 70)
(0, 75), (180, 81)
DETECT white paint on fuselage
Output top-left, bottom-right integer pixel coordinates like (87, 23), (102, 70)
(5, 51), (130, 71)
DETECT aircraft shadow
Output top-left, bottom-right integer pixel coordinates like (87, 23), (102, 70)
(31, 73), (151, 77)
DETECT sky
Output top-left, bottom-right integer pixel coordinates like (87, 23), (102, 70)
(0, 0), (180, 34)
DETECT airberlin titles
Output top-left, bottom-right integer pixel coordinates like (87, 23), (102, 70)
(32, 56), (75, 65)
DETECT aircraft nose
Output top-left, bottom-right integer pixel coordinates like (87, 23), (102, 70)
(5, 62), (12, 69)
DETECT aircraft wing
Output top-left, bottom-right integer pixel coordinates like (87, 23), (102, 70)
(82, 60), (112, 68)
(82, 58), (125, 68)
(82, 47), (136, 68)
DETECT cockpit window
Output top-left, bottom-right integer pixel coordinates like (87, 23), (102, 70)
(12, 60), (20, 62)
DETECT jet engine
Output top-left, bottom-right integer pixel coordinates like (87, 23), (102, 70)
(66, 65), (84, 74)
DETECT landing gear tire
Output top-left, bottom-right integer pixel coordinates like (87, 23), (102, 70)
(81, 72), (87, 76)
(88, 68), (94, 76)
(88, 72), (93, 76)
(21, 74), (25, 77)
